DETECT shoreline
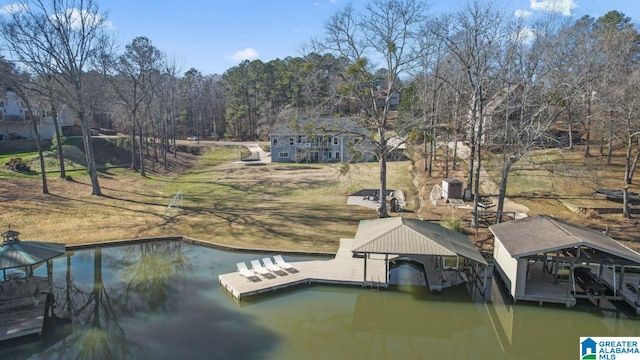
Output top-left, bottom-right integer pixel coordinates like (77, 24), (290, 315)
(65, 235), (335, 257)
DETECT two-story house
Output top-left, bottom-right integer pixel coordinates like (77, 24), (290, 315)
(269, 117), (374, 163)
(374, 90), (400, 110)
(0, 89), (75, 140)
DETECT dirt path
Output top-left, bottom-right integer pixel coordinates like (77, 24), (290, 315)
(451, 141), (529, 219)
(212, 141), (271, 163)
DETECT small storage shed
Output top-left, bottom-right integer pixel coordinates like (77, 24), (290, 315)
(442, 178), (463, 200)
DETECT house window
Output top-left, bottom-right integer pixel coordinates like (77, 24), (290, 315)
(333, 136), (338, 145)
(328, 152), (332, 160)
(297, 135), (302, 143)
(289, 137), (294, 145)
(279, 152), (289, 158)
(335, 152), (340, 159)
(273, 138), (278, 146)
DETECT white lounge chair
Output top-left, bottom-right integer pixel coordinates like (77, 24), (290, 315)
(262, 257), (286, 274)
(237, 262), (258, 280)
(274, 255), (295, 272)
(250, 259), (271, 277)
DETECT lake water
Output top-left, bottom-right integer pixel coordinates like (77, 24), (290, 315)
(1, 240), (638, 360)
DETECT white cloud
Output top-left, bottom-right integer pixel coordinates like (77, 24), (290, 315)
(515, 27), (536, 44)
(228, 48), (259, 61)
(530, 0), (577, 16)
(0, 3), (28, 15)
(50, 8), (115, 30)
(514, 9), (532, 18)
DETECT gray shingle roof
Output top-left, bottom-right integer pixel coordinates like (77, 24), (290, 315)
(489, 214), (640, 263)
(351, 217), (487, 264)
(270, 117), (368, 136)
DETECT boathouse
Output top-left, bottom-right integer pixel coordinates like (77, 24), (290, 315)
(0, 229), (65, 341)
(351, 217), (488, 292)
(490, 215), (640, 312)
(218, 217), (490, 301)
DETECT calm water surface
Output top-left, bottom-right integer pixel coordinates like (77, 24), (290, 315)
(1, 241), (638, 360)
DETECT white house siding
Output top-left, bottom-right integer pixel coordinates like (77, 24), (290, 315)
(37, 123), (57, 140)
(270, 134), (367, 163)
(0, 91), (75, 140)
(493, 236), (520, 299)
(514, 258), (529, 298)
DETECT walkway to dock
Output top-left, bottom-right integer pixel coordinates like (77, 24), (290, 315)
(599, 266), (640, 315)
(218, 238), (388, 301)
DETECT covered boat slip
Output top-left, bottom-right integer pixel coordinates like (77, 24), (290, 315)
(219, 217), (490, 301)
(0, 229), (65, 342)
(490, 215), (640, 313)
(352, 217), (489, 293)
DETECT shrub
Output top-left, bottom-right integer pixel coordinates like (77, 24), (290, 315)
(5, 158), (33, 173)
(442, 217), (463, 233)
(50, 135), (67, 150)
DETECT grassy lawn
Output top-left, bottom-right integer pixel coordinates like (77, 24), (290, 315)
(0, 145), (415, 252)
(483, 145), (640, 246)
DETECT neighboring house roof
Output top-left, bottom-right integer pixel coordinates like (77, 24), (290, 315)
(386, 135), (406, 150)
(484, 84), (522, 115)
(351, 217), (487, 264)
(270, 117), (369, 136)
(489, 214), (640, 264)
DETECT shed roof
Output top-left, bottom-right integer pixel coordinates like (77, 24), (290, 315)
(489, 214), (640, 264)
(351, 217), (487, 264)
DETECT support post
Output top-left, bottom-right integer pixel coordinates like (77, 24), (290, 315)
(385, 254), (389, 284)
(363, 254), (368, 284)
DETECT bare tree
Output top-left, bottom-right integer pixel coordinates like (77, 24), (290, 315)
(112, 36), (164, 176)
(1, 0), (114, 196)
(320, 0), (428, 217)
(592, 12), (640, 218)
(491, 15), (567, 223)
(430, 0), (507, 226)
(0, 59), (49, 193)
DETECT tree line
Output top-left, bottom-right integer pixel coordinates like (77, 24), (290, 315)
(1, 0), (639, 222)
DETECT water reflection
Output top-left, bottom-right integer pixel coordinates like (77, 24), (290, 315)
(0, 241), (637, 360)
(3, 241), (281, 360)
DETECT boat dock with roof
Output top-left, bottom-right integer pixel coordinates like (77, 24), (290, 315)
(218, 217), (490, 302)
(490, 215), (640, 313)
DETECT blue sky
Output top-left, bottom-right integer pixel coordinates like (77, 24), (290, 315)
(3, 0), (640, 75)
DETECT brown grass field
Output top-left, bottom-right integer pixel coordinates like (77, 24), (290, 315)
(2, 140), (640, 252)
(0, 143), (416, 252)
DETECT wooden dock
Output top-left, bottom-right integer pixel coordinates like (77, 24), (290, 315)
(218, 238), (388, 301)
(514, 262), (577, 307)
(0, 277), (49, 342)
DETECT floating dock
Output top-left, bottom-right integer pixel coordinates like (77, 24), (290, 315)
(218, 238), (388, 301)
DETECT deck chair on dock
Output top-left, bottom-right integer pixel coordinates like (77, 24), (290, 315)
(262, 257), (287, 275)
(274, 255), (296, 272)
(250, 259), (273, 278)
(237, 262), (259, 281)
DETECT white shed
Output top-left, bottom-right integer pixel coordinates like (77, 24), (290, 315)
(442, 178), (463, 200)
